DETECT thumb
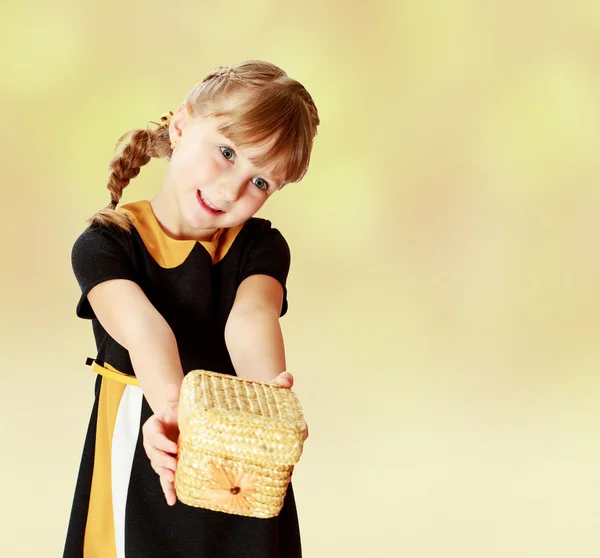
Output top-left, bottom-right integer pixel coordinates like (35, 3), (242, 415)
(273, 371), (294, 389)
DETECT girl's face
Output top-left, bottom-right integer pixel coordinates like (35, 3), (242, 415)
(164, 109), (284, 238)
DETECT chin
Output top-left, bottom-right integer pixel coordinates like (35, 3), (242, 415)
(178, 206), (206, 230)
(186, 214), (211, 230)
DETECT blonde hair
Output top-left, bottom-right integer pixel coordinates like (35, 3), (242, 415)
(91, 60), (320, 230)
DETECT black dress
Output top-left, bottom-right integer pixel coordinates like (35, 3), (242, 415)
(63, 200), (301, 558)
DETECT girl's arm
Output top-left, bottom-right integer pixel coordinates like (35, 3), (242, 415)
(140, 274), (294, 506)
(87, 278), (184, 414)
(224, 274), (288, 381)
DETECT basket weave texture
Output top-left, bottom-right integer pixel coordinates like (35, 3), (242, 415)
(174, 370), (307, 518)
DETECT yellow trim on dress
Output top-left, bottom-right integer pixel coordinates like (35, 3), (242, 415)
(92, 361), (140, 387)
(83, 374), (126, 557)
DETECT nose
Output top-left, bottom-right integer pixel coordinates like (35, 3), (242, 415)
(217, 177), (245, 204)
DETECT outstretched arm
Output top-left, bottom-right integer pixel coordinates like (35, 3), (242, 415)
(87, 278), (185, 414)
(225, 274), (288, 382)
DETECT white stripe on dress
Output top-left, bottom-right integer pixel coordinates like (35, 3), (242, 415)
(111, 384), (143, 558)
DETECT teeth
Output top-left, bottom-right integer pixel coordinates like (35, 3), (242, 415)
(200, 191), (221, 212)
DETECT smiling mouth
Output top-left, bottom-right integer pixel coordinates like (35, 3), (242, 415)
(197, 190), (225, 214)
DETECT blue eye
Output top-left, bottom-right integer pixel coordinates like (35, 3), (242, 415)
(220, 146), (235, 160)
(252, 177), (269, 191)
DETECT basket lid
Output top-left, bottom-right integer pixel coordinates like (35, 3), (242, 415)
(180, 370), (307, 434)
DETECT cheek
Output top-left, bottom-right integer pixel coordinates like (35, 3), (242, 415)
(239, 190), (268, 214)
(199, 155), (222, 182)
(178, 152), (221, 186)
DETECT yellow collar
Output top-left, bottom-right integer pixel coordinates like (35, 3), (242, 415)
(118, 200), (243, 268)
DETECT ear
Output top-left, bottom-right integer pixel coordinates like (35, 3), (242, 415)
(170, 102), (190, 143)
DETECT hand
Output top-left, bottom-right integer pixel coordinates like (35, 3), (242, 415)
(142, 383), (180, 506)
(272, 372), (309, 440)
(273, 371), (294, 389)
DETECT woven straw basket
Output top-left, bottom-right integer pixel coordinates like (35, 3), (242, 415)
(174, 370), (308, 519)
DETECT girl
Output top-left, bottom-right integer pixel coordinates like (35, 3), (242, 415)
(64, 60), (319, 558)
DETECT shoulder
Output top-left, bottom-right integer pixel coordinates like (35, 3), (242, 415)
(243, 217), (289, 249)
(71, 222), (134, 265)
(244, 216), (281, 232)
(235, 218), (292, 315)
(74, 221), (132, 242)
(238, 218), (291, 273)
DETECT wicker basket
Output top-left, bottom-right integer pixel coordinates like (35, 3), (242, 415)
(174, 370), (308, 519)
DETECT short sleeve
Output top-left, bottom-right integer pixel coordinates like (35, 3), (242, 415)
(71, 226), (137, 319)
(239, 222), (291, 317)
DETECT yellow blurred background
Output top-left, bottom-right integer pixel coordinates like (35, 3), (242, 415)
(2, 0), (600, 556)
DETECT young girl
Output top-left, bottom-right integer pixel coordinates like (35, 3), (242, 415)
(63, 60), (319, 558)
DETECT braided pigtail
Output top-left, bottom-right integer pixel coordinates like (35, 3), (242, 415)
(89, 112), (173, 230)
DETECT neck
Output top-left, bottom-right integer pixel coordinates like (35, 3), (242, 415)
(150, 187), (219, 242)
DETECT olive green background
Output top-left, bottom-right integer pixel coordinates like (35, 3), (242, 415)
(2, 1), (600, 556)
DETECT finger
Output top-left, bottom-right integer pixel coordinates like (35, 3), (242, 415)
(157, 466), (175, 483)
(142, 412), (167, 440)
(151, 432), (179, 455)
(160, 474), (177, 506)
(143, 426), (178, 462)
(148, 456), (165, 477)
(147, 444), (178, 473)
(142, 414), (158, 438)
(157, 452), (178, 472)
(143, 437), (156, 462)
(166, 384), (180, 415)
(160, 475), (176, 505)
(273, 371), (294, 389)
(149, 459), (160, 476)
